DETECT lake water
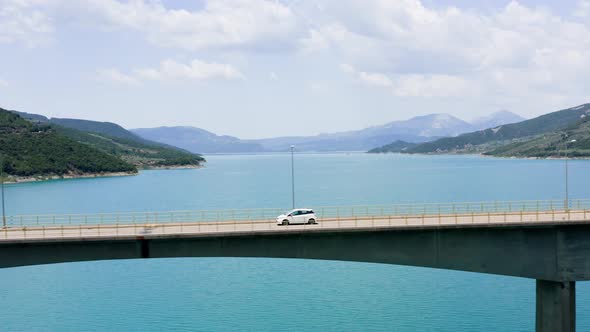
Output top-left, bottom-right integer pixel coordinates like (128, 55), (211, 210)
(1, 153), (589, 331)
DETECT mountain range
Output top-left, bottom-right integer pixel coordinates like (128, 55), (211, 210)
(391, 103), (590, 157)
(133, 111), (525, 153)
(132, 126), (265, 154)
(471, 110), (526, 130)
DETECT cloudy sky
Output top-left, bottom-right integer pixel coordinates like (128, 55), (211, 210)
(1, 0), (589, 138)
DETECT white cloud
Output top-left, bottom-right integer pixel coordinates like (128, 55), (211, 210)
(99, 59), (243, 85)
(301, 0), (590, 104)
(0, 0), (54, 47)
(79, 0), (300, 51)
(135, 59), (244, 81)
(341, 63), (472, 97)
(393, 74), (474, 97)
(308, 81), (330, 94)
(299, 28), (329, 54)
(341, 64), (393, 88)
(358, 72), (394, 88)
(575, 0), (590, 17)
(1, 0), (302, 51)
(97, 69), (140, 86)
(3, 0), (590, 125)
(0, 78), (8, 87)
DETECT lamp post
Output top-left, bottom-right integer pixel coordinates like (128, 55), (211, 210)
(0, 155), (5, 228)
(290, 145), (295, 209)
(564, 138), (577, 211)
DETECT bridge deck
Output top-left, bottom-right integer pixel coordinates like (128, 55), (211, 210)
(1, 209), (588, 242)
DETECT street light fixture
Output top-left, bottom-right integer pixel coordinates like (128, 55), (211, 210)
(564, 138), (577, 211)
(290, 145), (295, 209)
(0, 155), (6, 228)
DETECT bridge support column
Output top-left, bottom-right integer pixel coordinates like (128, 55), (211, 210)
(536, 280), (575, 332)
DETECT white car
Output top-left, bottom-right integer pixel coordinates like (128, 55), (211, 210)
(276, 209), (317, 225)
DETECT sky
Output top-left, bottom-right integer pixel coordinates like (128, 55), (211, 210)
(0, 0), (589, 139)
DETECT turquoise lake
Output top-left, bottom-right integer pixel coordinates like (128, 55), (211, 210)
(1, 153), (589, 331)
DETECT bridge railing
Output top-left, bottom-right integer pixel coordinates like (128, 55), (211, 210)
(3, 199), (590, 228)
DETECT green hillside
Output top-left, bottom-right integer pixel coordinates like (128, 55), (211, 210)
(50, 118), (143, 142)
(10, 110), (205, 168)
(368, 140), (417, 153)
(0, 109), (137, 177)
(485, 117), (590, 158)
(404, 103), (590, 154)
(54, 125), (204, 167)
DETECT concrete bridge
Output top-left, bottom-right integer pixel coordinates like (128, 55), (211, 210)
(1, 199), (590, 332)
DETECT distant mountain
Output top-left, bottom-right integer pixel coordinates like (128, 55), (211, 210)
(362, 113), (474, 138)
(367, 140), (417, 153)
(251, 114), (474, 152)
(471, 110), (526, 130)
(10, 110), (205, 168)
(130, 112), (524, 154)
(131, 126), (265, 154)
(404, 103), (590, 154)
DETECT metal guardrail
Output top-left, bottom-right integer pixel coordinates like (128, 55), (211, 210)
(1, 207), (590, 242)
(2, 199), (590, 228)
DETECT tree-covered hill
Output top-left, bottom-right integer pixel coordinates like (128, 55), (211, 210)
(8, 109), (205, 168)
(0, 109), (137, 177)
(367, 140), (417, 153)
(485, 117), (590, 158)
(54, 125), (205, 167)
(50, 118), (144, 142)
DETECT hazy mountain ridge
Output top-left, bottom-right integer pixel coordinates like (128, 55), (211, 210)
(471, 111), (526, 130)
(132, 126), (266, 154)
(324, 111), (522, 154)
(251, 113), (474, 152)
(134, 113), (508, 153)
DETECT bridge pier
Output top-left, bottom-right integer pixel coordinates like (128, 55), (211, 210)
(536, 280), (575, 332)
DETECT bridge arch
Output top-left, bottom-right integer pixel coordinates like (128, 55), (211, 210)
(2, 224), (586, 332)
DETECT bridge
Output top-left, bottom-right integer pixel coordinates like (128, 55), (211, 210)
(2, 199), (590, 332)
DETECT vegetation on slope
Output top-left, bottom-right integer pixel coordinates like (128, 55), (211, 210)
(367, 140), (417, 153)
(50, 118), (145, 142)
(0, 109), (137, 177)
(485, 117), (590, 158)
(404, 104), (590, 154)
(11, 110), (205, 168)
(54, 126), (205, 168)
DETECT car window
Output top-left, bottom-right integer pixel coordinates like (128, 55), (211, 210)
(309, 210), (314, 214)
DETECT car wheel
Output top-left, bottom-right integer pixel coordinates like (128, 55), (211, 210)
(282, 219), (289, 226)
(308, 218), (316, 224)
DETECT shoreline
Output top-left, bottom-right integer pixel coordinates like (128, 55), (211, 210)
(2, 164), (205, 184)
(478, 153), (590, 160)
(3, 171), (138, 184)
(381, 151), (590, 160)
(141, 164), (205, 170)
